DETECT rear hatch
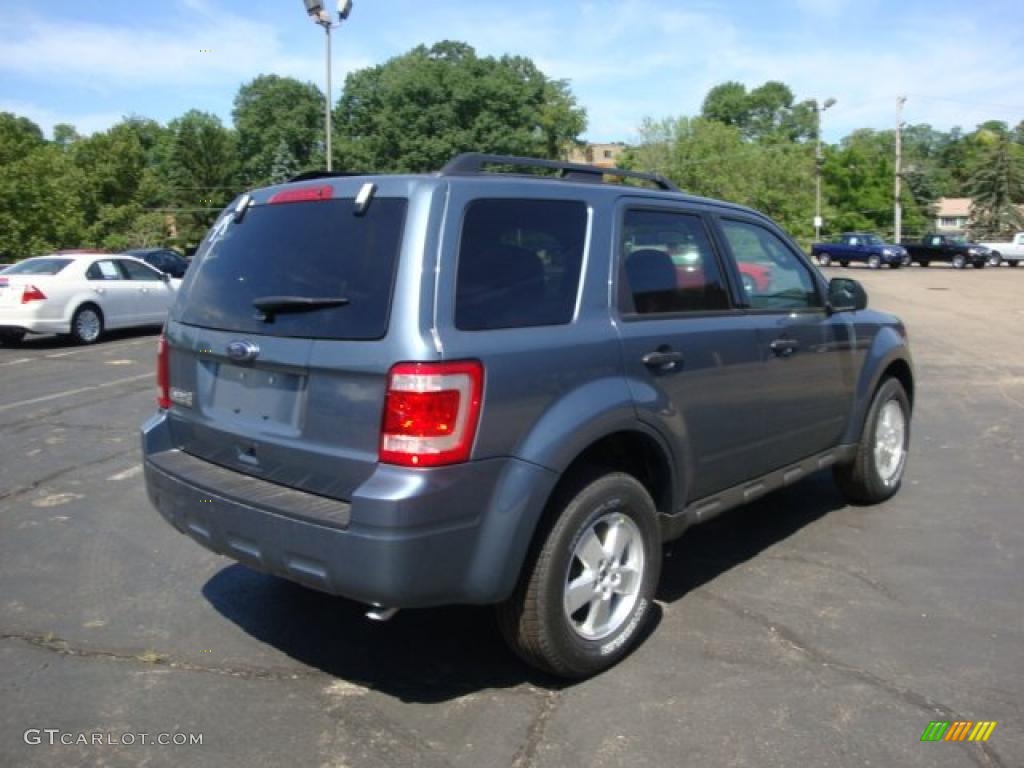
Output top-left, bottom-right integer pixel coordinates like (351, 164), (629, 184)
(163, 187), (409, 502)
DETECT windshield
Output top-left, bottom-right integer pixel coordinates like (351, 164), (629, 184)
(1, 257), (73, 275)
(174, 197), (407, 340)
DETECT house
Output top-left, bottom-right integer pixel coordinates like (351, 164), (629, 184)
(934, 197), (1024, 234)
(934, 198), (970, 234)
(566, 142), (628, 168)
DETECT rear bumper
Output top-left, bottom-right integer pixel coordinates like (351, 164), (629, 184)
(0, 305), (69, 334)
(142, 412), (558, 608)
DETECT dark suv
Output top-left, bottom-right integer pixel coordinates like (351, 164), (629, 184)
(142, 154), (914, 678)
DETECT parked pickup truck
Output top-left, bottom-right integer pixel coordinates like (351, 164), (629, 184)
(904, 233), (989, 269)
(978, 232), (1024, 267)
(811, 233), (909, 269)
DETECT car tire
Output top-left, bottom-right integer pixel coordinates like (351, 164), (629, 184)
(70, 304), (104, 345)
(901, 254), (911, 267)
(0, 329), (26, 346)
(1010, 261), (1020, 268)
(497, 470), (662, 679)
(988, 252), (1002, 267)
(834, 377), (911, 505)
(972, 261), (985, 269)
(952, 254), (966, 269)
(887, 262), (900, 269)
(868, 255), (882, 269)
(840, 260), (850, 267)
(919, 260), (929, 267)
(818, 252), (832, 267)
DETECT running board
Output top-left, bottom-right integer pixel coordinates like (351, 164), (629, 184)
(658, 444), (857, 541)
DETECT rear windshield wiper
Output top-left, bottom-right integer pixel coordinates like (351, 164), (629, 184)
(252, 295), (350, 321)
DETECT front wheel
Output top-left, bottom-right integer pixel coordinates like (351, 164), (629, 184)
(919, 260), (930, 267)
(952, 254), (966, 269)
(868, 255), (882, 269)
(988, 252), (1002, 267)
(834, 377), (911, 504)
(497, 471), (662, 679)
(840, 260), (850, 267)
(817, 252), (832, 267)
(1010, 261), (1020, 268)
(971, 261), (985, 269)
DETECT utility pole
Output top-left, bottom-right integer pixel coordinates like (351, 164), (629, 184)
(302, 1), (354, 173)
(894, 96), (907, 244)
(813, 98), (836, 242)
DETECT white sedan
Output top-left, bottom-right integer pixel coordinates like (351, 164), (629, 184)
(0, 252), (181, 345)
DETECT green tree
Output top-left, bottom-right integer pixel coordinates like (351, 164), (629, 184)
(967, 132), (1024, 238)
(233, 75), (325, 184)
(165, 110), (238, 245)
(0, 144), (88, 259)
(334, 41), (586, 172)
(0, 112), (45, 165)
(701, 81), (814, 143)
(269, 138), (299, 184)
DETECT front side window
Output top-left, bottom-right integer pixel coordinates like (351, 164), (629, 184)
(620, 210), (730, 315)
(455, 199), (587, 331)
(720, 219), (819, 310)
(119, 259), (162, 281)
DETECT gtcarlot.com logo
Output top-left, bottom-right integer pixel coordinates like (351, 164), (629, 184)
(24, 729), (203, 747)
(921, 721), (996, 743)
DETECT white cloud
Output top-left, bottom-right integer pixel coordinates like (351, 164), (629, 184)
(0, 8), (369, 98)
(0, 100), (125, 139)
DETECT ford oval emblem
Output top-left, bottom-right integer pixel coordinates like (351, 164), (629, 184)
(226, 340), (260, 362)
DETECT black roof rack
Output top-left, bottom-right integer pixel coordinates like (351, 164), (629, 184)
(287, 170), (370, 183)
(440, 153), (680, 192)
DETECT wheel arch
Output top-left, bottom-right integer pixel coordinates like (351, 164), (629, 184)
(842, 328), (914, 445)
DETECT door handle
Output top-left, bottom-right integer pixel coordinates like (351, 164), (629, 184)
(93, 287), (105, 295)
(770, 338), (800, 357)
(642, 347), (684, 371)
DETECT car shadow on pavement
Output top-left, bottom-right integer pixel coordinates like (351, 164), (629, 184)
(202, 470), (845, 702)
(5, 326), (161, 349)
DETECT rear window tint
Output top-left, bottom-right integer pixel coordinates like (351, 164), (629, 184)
(455, 199), (588, 331)
(174, 198), (407, 340)
(3, 258), (72, 275)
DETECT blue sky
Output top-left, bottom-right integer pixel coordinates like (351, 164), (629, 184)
(1, 0), (1022, 143)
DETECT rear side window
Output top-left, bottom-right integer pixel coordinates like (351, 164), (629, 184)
(455, 199), (587, 331)
(86, 260), (123, 280)
(620, 210), (730, 314)
(175, 198), (407, 340)
(4, 258), (71, 275)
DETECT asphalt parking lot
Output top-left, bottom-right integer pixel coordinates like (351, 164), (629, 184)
(1, 264), (1022, 768)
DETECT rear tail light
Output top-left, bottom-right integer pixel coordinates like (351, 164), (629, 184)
(156, 335), (171, 409)
(268, 184), (333, 205)
(20, 284), (46, 303)
(379, 361), (484, 467)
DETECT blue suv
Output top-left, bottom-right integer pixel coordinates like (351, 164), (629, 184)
(142, 154), (914, 678)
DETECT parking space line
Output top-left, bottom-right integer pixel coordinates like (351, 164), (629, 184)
(0, 373), (154, 413)
(44, 338), (155, 359)
(0, 358), (32, 368)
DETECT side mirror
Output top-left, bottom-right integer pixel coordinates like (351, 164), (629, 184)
(160, 271), (171, 283)
(827, 277), (867, 313)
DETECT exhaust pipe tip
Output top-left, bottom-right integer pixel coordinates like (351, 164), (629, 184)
(365, 605), (398, 622)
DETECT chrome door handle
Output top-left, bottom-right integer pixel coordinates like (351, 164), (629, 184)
(642, 348), (684, 371)
(770, 338), (800, 357)
(93, 287), (105, 294)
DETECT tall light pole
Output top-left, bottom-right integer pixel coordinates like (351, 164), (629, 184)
(813, 97), (836, 242)
(302, 0), (354, 172)
(894, 96), (907, 244)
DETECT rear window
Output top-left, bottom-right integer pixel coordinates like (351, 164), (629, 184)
(3, 258), (72, 275)
(455, 199), (588, 331)
(174, 197), (407, 340)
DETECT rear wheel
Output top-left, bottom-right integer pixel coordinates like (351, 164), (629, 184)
(952, 254), (966, 269)
(817, 252), (832, 267)
(834, 377), (910, 504)
(868, 255), (882, 269)
(70, 304), (103, 345)
(988, 252), (1002, 267)
(497, 471), (661, 679)
(919, 260), (930, 267)
(1010, 261), (1020, 268)
(972, 261), (985, 269)
(0, 329), (26, 346)
(840, 260), (850, 267)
